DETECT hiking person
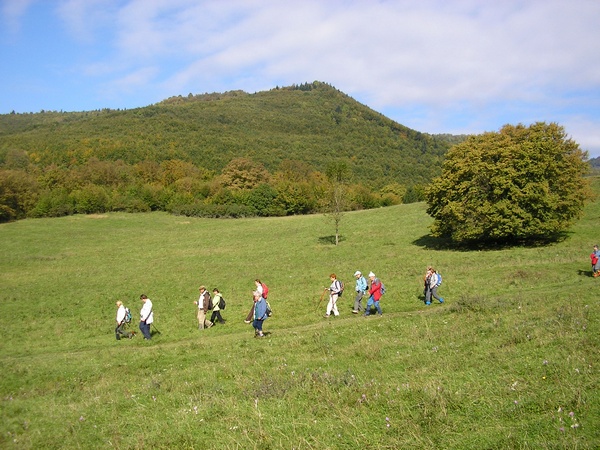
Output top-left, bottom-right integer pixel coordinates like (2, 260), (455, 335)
(364, 272), (383, 316)
(252, 290), (268, 337)
(115, 300), (134, 340)
(423, 267), (433, 301)
(591, 245), (600, 277)
(352, 270), (367, 314)
(245, 279), (268, 323)
(210, 288), (226, 324)
(139, 294), (154, 340)
(324, 273), (342, 318)
(194, 286), (214, 329)
(425, 268), (444, 305)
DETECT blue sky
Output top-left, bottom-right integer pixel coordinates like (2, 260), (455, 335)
(2, 0), (600, 157)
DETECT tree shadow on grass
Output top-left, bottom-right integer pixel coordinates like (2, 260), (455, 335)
(318, 235), (346, 245)
(413, 231), (572, 251)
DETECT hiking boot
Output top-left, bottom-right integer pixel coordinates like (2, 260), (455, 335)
(439, 298), (445, 303)
(323, 314), (330, 318)
(425, 302), (431, 306)
(244, 320), (251, 324)
(352, 310), (358, 314)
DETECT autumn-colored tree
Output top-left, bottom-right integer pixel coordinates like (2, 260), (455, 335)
(219, 157), (269, 190)
(425, 122), (590, 244)
(0, 170), (39, 222)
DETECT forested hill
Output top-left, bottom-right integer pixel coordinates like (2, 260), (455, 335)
(0, 81), (455, 188)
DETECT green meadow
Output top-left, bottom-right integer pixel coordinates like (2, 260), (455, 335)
(1, 178), (599, 449)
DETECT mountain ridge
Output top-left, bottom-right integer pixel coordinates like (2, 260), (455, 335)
(0, 81), (462, 188)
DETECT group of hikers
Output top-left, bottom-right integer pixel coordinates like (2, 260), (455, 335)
(114, 279), (271, 340)
(114, 294), (154, 340)
(114, 242), (600, 341)
(323, 270), (385, 317)
(114, 269), (447, 341)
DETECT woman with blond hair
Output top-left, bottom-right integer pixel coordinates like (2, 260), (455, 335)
(115, 300), (134, 340)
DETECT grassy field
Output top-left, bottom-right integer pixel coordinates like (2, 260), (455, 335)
(1, 178), (599, 449)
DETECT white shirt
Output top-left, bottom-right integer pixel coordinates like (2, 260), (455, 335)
(116, 305), (127, 324)
(429, 273), (439, 289)
(140, 299), (154, 324)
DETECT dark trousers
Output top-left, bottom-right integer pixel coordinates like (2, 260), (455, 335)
(210, 310), (225, 324)
(253, 318), (264, 332)
(115, 323), (133, 340)
(139, 321), (151, 339)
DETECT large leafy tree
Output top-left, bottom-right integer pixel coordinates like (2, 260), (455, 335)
(425, 122), (590, 244)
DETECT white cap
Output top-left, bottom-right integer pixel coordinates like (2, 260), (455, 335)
(368, 272), (375, 277)
(354, 270), (361, 276)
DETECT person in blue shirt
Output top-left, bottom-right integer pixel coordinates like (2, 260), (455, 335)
(253, 290), (268, 338)
(352, 270), (368, 314)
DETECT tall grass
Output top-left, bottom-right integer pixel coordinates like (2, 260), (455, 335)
(1, 179), (599, 449)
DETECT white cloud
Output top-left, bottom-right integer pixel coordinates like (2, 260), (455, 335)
(3, 0), (600, 155)
(1, 0), (37, 34)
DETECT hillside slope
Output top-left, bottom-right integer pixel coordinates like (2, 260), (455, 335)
(0, 82), (452, 187)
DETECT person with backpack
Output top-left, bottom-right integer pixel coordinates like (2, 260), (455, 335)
(423, 267), (433, 300)
(364, 272), (383, 316)
(115, 300), (135, 340)
(245, 279), (268, 323)
(194, 286), (214, 330)
(210, 288), (226, 325)
(324, 273), (342, 318)
(352, 270), (368, 314)
(252, 290), (268, 338)
(425, 268), (444, 305)
(591, 245), (600, 277)
(139, 294), (154, 340)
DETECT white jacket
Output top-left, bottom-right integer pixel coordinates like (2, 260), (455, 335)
(140, 299), (154, 324)
(116, 305), (127, 324)
(428, 273), (439, 289)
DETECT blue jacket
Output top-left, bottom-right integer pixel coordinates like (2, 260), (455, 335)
(355, 276), (367, 293)
(254, 298), (268, 320)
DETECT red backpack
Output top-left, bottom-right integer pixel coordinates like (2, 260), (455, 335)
(261, 283), (269, 299)
(591, 253), (599, 265)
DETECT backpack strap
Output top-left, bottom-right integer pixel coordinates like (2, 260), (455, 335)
(334, 280), (342, 293)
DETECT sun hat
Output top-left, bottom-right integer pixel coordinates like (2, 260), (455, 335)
(368, 271), (375, 277)
(354, 270), (361, 276)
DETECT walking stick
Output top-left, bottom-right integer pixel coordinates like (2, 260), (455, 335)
(151, 323), (161, 335)
(316, 288), (328, 311)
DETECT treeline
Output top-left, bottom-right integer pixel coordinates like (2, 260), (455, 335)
(0, 82), (452, 185)
(0, 81), (457, 222)
(0, 156), (422, 222)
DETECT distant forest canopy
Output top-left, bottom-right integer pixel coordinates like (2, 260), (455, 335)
(0, 81), (456, 187)
(2, 80), (590, 222)
(0, 81), (465, 221)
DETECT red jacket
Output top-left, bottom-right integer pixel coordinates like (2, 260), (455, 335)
(369, 279), (382, 301)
